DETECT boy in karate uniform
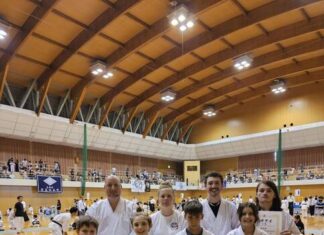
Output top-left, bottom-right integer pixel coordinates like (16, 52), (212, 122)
(176, 200), (214, 235)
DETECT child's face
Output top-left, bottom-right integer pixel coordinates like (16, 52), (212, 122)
(240, 207), (256, 227)
(132, 216), (150, 235)
(77, 225), (97, 235)
(185, 213), (203, 230)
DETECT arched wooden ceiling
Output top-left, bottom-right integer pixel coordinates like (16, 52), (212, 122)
(0, 0), (324, 143)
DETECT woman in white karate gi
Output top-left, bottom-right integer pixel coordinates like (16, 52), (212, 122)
(150, 182), (185, 235)
(227, 202), (268, 235)
(48, 207), (78, 235)
(255, 181), (301, 235)
(86, 175), (136, 235)
(201, 172), (240, 235)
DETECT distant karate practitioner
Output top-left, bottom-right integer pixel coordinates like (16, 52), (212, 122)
(48, 207), (78, 235)
(201, 172), (240, 235)
(87, 175), (136, 235)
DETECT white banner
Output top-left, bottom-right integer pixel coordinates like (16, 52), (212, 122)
(130, 179), (145, 193)
(175, 182), (187, 191)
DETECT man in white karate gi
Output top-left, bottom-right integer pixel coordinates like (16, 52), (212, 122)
(87, 175), (135, 235)
(48, 207), (78, 235)
(201, 172), (240, 235)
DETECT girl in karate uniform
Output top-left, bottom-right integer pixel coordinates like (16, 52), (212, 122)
(227, 203), (268, 235)
(150, 182), (185, 235)
(131, 212), (152, 235)
(255, 181), (300, 235)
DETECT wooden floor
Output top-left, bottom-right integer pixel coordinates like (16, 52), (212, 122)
(0, 216), (323, 234)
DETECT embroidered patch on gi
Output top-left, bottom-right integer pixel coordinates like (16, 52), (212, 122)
(170, 222), (178, 230)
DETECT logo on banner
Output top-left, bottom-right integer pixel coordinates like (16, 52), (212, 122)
(131, 179), (145, 193)
(175, 182), (187, 191)
(37, 175), (62, 193)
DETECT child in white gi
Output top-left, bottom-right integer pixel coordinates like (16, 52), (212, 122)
(226, 203), (268, 235)
(176, 200), (214, 235)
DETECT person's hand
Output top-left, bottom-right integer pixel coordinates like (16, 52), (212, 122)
(280, 231), (292, 235)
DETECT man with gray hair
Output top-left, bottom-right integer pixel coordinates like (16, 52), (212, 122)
(86, 175), (135, 235)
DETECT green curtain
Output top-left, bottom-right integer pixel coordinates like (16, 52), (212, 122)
(276, 129), (283, 195)
(81, 124), (88, 196)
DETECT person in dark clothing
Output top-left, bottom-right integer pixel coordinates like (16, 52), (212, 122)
(15, 159), (19, 172)
(14, 196), (25, 233)
(57, 200), (62, 214)
(294, 215), (305, 234)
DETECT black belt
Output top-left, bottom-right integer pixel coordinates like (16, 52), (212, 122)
(52, 220), (63, 234)
(52, 220), (62, 227)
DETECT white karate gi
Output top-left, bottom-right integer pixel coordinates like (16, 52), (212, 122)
(13, 217), (24, 232)
(226, 226), (268, 235)
(77, 199), (86, 214)
(150, 210), (185, 235)
(176, 228), (214, 235)
(256, 211), (300, 235)
(201, 199), (240, 235)
(8, 210), (15, 229)
(86, 198), (135, 235)
(301, 201), (308, 218)
(48, 212), (71, 235)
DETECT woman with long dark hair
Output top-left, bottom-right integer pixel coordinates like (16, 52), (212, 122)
(255, 181), (300, 235)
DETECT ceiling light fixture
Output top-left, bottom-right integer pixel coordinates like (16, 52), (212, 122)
(90, 60), (114, 79)
(203, 105), (217, 117)
(270, 79), (286, 94)
(161, 89), (176, 102)
(103, 71), (114, 79)
(233, 55), (253, 70)
(168, 5), (195, 32)
(0, 17), (9, 40)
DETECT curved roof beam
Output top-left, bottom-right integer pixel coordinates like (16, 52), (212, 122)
(147, 38), (324, 122)
(179, 69), (324, 128)
(168, 54), (324, 126)
(69, 0), (224, 124)
(35, 0), (141, 116)
(124, 15), (324, 111)
(0, 0), (56, 68)
(100, 0), (318, 110)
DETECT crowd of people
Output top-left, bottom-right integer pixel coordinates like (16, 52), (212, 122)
(0, 158), (61, 179)
(2, 157), (324, 188)
(224, 164), (324, 185)
(6, 172), (306, 235)
(68, 167), (182, 185)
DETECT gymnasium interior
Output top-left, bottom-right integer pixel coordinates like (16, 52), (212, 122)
(0, 0), (324, 234)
